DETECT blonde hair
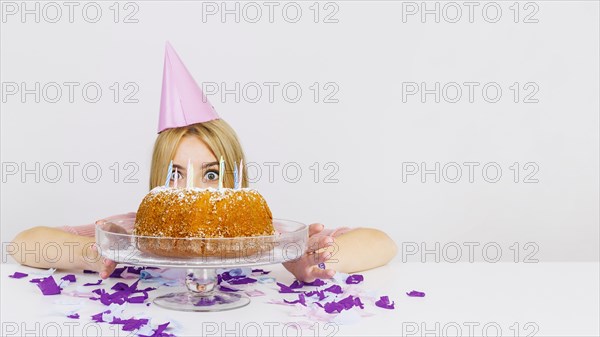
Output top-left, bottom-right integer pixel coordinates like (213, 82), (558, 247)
(149, 119), (248, 190)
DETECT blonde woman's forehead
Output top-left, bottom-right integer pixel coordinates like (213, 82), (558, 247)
(173, 136), (217, 168)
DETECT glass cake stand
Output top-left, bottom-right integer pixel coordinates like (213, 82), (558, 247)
(95, 218), (308, 312)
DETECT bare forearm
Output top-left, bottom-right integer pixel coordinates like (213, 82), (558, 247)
(9, 226), (98, 271)
(324, 228), (397, 274)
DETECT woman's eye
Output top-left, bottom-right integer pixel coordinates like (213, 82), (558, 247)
(170, 170), (183, 181)
(204, 171), (219, 181)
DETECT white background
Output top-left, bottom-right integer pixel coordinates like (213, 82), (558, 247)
(1, 1), (599, 262)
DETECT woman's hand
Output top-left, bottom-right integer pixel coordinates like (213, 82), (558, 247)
(84, 221), (128, 279)
(86, 244), (118, 279)
(282, 223), (336, 282)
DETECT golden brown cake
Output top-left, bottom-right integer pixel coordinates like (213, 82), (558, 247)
(134, 187), (274, 258)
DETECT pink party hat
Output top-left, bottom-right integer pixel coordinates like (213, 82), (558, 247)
(158, 42), (219, 133)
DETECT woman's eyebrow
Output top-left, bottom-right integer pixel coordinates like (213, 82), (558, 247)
(173, 162), (218, 170)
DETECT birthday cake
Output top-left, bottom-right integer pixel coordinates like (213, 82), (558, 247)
(134, 187), (275, 258)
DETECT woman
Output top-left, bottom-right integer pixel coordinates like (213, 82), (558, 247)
(10, 43), (397, 282)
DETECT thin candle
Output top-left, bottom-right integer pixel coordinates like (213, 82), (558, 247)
(218, 156), (225, 189)
(233, 162), (238, 190)
(174, 168), (178, 188)
(187, 159), (194, 188)
(164, 160), (173, 187)
(239, 159), (243, 189)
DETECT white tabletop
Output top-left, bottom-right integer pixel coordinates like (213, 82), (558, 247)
(1, 261), (598, 336)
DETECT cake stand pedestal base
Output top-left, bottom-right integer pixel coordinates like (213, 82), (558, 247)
(153, 268), (250, 312)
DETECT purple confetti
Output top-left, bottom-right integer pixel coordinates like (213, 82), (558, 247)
(251, 269), (271, 275)
(289, 280), (304, 289)
(375, 296), (395, 309)
(109, 267), (126, 278)
(91, 310), (109, 323)
(324, 284), (343, 294)
(338, 295), (364, 310)
(345, 274), (364, 284)
(111, 281), (132, 291)
(127, 292), (149, 304)
(305, 290), (326, 300)
(36, 276), (61, 295)
(324, 295), (363, 313)
(8, 272), (28, 279)
(219, 285), (240, 292)
(90, 279), (156, 306)
(83, 270), (97, 274)
(276, 282), (301, 293)
(227, 277), (257, 285)
(126, 266), (146, 275)
(284, 293), (307, 306)
(67, 313), (80, 319)
(84, 279), (102, 286)
(139, 322), (173, 337)
(406, 290), (426, 297)
(324, 301), (345, 314)
(304, 279), (326, 287)
(116, 317), (149, 331)
(29, 278), (44, 283)
(61, 274), (76, 282)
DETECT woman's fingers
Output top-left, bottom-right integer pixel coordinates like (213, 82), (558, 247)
(99, 259), (117, 279)
(306, 249), (332, 267)
(308, 223), (324, 237)
(307, 235), (333, 253)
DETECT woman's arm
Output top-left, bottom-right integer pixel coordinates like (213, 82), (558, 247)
(283, 224), (397, 282)
(9, 226), (115, 278)
(324, 228), (397, 274)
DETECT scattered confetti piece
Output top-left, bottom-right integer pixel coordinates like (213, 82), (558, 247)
(323, 284), (343, 294)
(284, 294), (307, 306)
(276, 282), (302, 293)
(90, 279), (155, 306)
(305, 290), (326, 301)
(83, 279), (102, 286)
(8, 272), (28, 279)
(289, 280), (304, 289)
(227, 277), (257, 285)
(218, 285), (240, 292)
(375, 296), (395, 309)
(324, 295), (363, 313)
(37, 276), (62, 295)
(304, 279), (327, 287)
(109, 267), (126, 278)
(67, 313), (80, 319)
(345, 274), (364, 284)
(406, 290), (425, 297)
(61, 274), (77, 282)
(139, 322), (174, 337)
